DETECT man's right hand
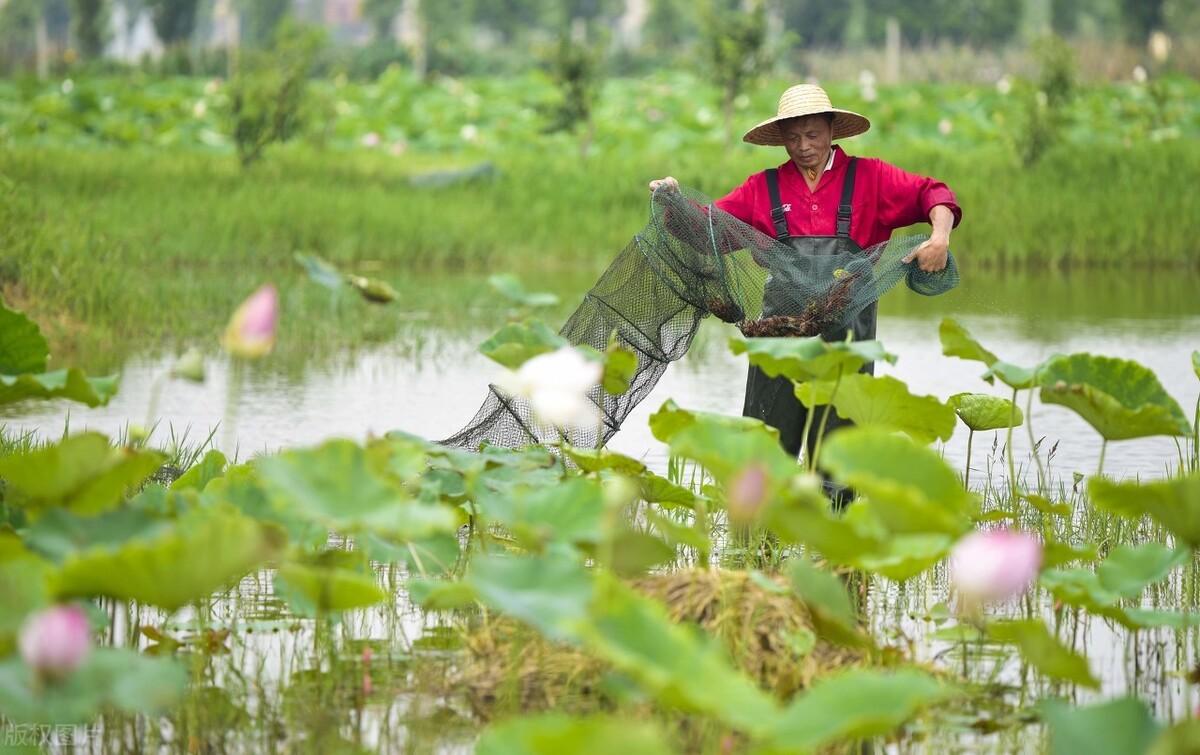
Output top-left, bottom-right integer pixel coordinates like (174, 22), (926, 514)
(648, 176), (680, 194)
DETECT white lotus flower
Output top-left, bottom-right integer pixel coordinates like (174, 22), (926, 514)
(496, 347), (602, 429)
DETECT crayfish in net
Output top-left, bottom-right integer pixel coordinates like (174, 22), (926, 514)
(705, 297), (746, 324)
(735, 266), (858, 338)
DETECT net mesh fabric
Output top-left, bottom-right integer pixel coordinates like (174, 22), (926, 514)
(440, 186), (959, 450)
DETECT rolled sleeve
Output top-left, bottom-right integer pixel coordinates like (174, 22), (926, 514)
(876, 160), (962, 231)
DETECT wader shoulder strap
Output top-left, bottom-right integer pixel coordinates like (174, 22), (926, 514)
(837, 157), (858, 238)
(764, 168), (789, 241)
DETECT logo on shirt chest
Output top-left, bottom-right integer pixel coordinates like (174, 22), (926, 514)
(781, 203), (792, 213)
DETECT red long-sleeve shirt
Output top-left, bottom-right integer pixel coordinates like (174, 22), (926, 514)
(714, 145), (962, 248)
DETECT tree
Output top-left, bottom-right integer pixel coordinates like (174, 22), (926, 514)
(237, 0), (291, 48)
(147, 0), (201, 47)
(69, 0), (109, 59)
(781, 0), (851, 48)
(701, 0), (769, 145)
(644, 0), (696, 52)
(362, 0), (403, 43)
(1119, 0), (1165, 42)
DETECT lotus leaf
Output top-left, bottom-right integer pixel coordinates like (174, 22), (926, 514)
(1039, 353), (1190, 440)
(478, 319), (568, 369)
(988, 619), (1098, 688)
(797, 374), (956, 444)
(764, 668), (951, 752)
(477, 714), (671, 755)
(1042, 697), (1159, 755)
(948, 392), (1022, 431)
(730, 336), (895, 383)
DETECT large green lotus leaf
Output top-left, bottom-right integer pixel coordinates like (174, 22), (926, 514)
(0, 555), (51, 643)
(762, 668), (951, 752)
(938, 317), (998, 366)
(644, 509), (710, 556)
(478, 319), (568, 369)
(1042, 697), (1160, 755)
(601, 342), (638, 396)
(1041, 540), (1099, 569)
(1193, 351), (1200, 381)
(480, 477), (605, 547)
(169, 449), (227, 492)
(0, 368), (119, 408)
(1095, 543), (1188, 599)
(1039, 353), (1191, 440)
(764, 493), (885, 564)
(56, 504), (276, 611)
(796, 375), (956, 444)
(1038, 569), (1132, 627)
(361, 531), (461, 577)
(477, 714), (671, 755)
(0, 303), (48, 374)
(1090, 475), (1200, 548)
(665, 412), (797, 486)
(468, 549), (593, 643)
(580, 575), (780, 736)
(256, 439), (455, 538)
(939, 318), (1036, 389)
(1148, 718), (1200, 755)
(789, 558), (868, 647)
(0, 649), (186, 725)
(487, 273), (560, 309)
(981, 361), (1037, 390)
(637, 470), (698, 508)
(947, 392), (1023, 431)
(853, 533), (954, 582)
(22, 505), (167, 562)
(273, 562), (387, 614)
(205, 464), (328, 551)
(564, 446), (646, 476)
(0, 432), (164, 516)
(819, 429), (974, 536)
(988, 619), (1098, 688)
(603, 528), (675, 577)
(648, 398), (768, 444)
(730, 336), (895, 383)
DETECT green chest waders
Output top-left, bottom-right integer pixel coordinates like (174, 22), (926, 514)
(741, 158), (876, 466)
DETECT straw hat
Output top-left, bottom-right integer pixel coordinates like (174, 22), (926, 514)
(743, 84), (871, 146)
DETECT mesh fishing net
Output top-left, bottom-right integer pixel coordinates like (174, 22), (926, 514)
(440, 186), (958, 450)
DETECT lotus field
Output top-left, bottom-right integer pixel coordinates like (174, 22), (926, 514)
(2, 260), (1200, 754)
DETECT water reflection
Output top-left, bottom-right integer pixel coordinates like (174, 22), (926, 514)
(8, 269), (1199, 481)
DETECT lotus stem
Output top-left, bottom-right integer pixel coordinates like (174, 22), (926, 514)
(1025, 372), (1046, 492)
(811, 365), (845, 476)
(799, 380), (817, 468)
(964, 428), (974, 490)
(1006, 387), (1019, 504)
(1097, 439), (1108, 478)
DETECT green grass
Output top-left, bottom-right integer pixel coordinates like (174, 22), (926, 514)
(3, 141), (1199, 366)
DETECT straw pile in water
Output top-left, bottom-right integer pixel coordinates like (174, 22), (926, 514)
(456, 568), (863, 720)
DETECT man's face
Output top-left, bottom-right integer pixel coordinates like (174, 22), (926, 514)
(778, 115), (833, 172)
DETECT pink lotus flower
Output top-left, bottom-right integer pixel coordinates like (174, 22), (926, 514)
(950, 529), (1042, 604)
(19, 605), (92, 681)
(727, 463), (769, 524)
(222, 284), (278, 359)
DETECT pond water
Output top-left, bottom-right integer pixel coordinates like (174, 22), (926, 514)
(9, 268), (1198, 483)
(7, 265), (1200, 751)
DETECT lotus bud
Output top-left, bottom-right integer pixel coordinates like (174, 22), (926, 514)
(19, 605), (92, 682)
(727, 463), (769, 524)
(222, 284), (278, 359)
(950, 529), (1042, 606)
(347, 275), (398, 304)
(170, 347), (206, 383)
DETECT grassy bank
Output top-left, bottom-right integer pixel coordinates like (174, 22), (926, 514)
(3, 141), (1198, 362)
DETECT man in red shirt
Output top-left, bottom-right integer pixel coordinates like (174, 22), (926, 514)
(649, 84), (961, 488)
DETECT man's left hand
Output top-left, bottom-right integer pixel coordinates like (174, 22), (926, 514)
(902, 237), (949, 272)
